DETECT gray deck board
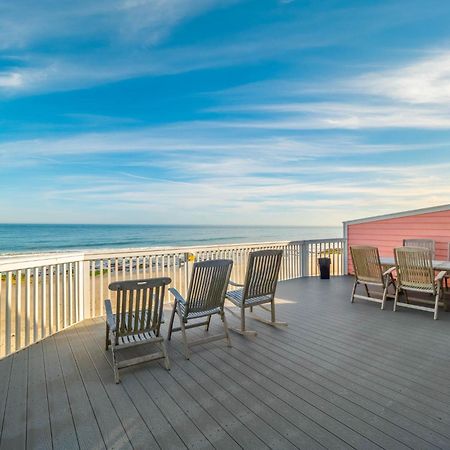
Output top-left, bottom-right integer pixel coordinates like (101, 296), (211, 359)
(67, 323), (132, 450)
(26, 342), (52, 450)
(3, 276), (450, 449)
(53, 327), (106, 450)
(0, 348), (28, 449)
(42, 335), (79, 450)
(0, 354), (12, 444)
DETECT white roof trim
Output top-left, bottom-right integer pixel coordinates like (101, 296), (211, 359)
(343, 204), (450, 226)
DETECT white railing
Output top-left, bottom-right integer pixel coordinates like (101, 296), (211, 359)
(0, 238), (345, 357)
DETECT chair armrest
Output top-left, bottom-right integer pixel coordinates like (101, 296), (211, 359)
(382, 266), (396, 276)
(169, 287), (186, 304)
(228, 280), (244, 288)
(435, 271), (447, 283)
(104, 299), (116, 331)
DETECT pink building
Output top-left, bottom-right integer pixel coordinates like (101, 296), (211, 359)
(344, 204), (450, 274)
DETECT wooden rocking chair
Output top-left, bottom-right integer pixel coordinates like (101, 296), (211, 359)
(167, 259), (233, 359)
(225, 249), (286, 336)
(105, 277), (171, 383)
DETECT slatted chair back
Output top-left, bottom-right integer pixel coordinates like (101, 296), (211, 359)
(350, 246), (384, 285)
(394, 247), (435, 294)
(242, 250), (283, 302)
(109, 277), (171, 342)
(403, 239), (435, 259)
(186, 260), (233, 315)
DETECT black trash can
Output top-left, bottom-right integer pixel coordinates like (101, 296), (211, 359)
(318, 257), (331, 279)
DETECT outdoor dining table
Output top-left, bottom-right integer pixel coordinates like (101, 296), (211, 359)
(380, 257), (450, 272)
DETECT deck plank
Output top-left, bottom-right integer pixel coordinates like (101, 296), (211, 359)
(42, 336), (79, 450)
(0, 356), (12, 443)
(0, 348), (28, 449)
(66, 323), (132, 450)
(26, 342), (52, 450)
(53, 327), (106, 450)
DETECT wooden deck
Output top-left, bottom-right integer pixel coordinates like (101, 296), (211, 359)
(2, 276), (450, 449)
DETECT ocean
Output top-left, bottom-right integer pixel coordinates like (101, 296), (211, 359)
(0, 224), (342, 254)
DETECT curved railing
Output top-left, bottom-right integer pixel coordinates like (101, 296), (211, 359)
(0, 238), (345, 357)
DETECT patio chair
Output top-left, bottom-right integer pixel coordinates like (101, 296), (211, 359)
(167, 259), (233, 359)
(225, 249), (286, 336)
(393, 247), (447, 320)
(403, 238), (435, 258)
(105, 277), (171, 383)
(350, 246), (396, 309)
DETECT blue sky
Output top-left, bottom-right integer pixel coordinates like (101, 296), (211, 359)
(1, 0), (450, 225)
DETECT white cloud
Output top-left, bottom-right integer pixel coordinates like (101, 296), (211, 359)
(203, 48), (450, 130)
(353, 51), (450, 104)
(0, 72), (23, 88)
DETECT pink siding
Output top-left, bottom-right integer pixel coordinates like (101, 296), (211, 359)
(347, 209), (450, 274)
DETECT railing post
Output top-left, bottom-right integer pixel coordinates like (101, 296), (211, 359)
(184, 252), (192, 297)
(82, 259), (91, 319)
(300, 242), (309, 277)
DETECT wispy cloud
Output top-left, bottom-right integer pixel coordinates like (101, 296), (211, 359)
(203, 47), (450, 129)
(351, 50), (450, 104)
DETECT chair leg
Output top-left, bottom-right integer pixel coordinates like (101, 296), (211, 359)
(205, 315), (212, 331)
(350, 281), (357, 303)
(221, 312), (232, 348)
(381, 285), (388, 310)
(167, 300), (177, 341)
(105, 323), (110, 350)
(434, 286), (442, 320)
(364, 284), (370, 297)
(160, 340), (171, 370)
(179, 315), (190, 360)
(393, 286), (400, 312)
(434, 293), (440, 320)
(271, 299), (276, 322)
(111, 346), (120, 384)
(240, 306), (246, 333)
(226, 305), (257, 336)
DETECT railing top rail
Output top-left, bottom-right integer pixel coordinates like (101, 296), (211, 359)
(83, 240), (296, 260)
(0, 252), (85, 272)
(73, 237), (345, 258)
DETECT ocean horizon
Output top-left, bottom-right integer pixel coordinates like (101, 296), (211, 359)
(0, 224), (342, 254)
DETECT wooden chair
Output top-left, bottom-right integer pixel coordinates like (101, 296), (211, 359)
(403, 239), (436, 258)
(105, 277), (171, 383)
(167, 259), (233, 359)
(225, 249), (286, 336)
(393, 247), (446, 320)
(350, 246), (396, 309)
